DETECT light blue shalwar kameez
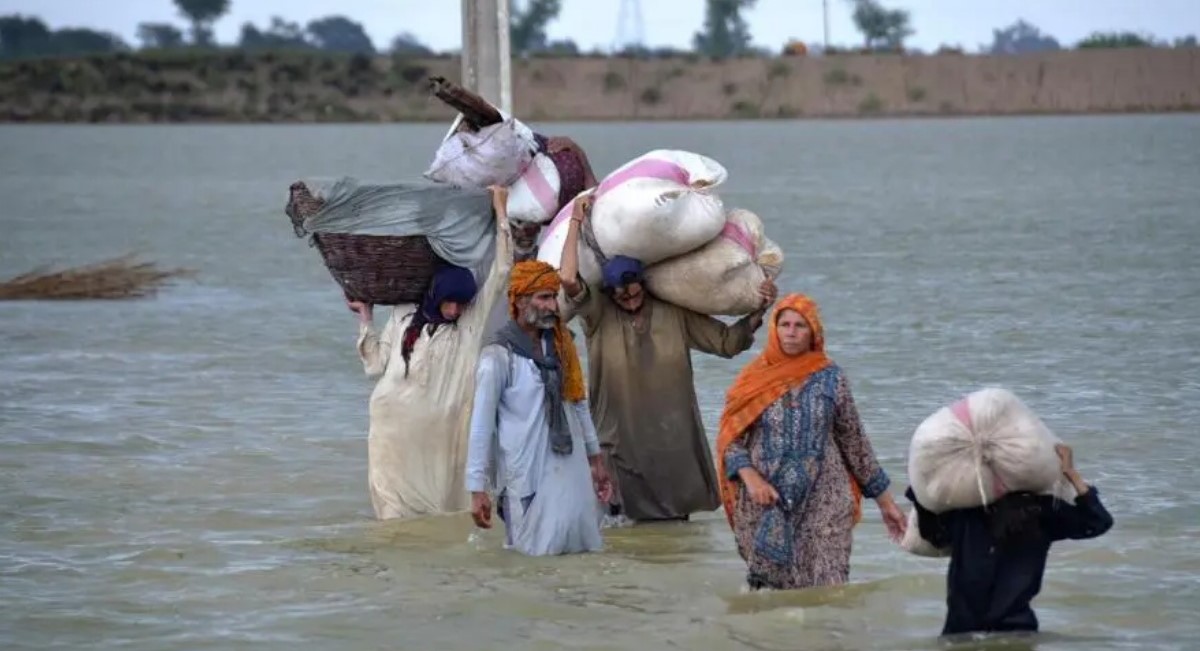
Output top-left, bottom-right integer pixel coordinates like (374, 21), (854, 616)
(465, 340), (604, 556)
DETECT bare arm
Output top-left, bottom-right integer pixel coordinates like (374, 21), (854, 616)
(558, 194), (591, 297)
(490, 185), (514, 277)
(558, 195), (604, 327)
(1043, 444), (1115, 542)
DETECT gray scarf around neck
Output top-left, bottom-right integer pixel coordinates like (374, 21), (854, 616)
(488, 320), (572, 455)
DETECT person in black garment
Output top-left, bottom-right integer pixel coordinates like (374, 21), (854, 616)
(906, 443), (1114, 638)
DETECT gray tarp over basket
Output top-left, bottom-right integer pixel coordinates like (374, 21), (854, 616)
(298, 178), (499, 305)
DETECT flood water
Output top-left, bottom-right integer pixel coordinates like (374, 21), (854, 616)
(1, 116), (1198, 650)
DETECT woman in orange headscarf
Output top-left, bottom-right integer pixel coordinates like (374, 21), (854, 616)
(716, 294), (906, 590)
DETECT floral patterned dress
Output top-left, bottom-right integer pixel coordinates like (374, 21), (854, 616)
(722, 365), (890, 589)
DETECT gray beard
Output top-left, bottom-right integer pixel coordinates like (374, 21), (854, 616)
(521, 309), (558, 330)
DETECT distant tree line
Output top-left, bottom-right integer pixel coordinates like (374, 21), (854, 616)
(1, 0), (1196, 61)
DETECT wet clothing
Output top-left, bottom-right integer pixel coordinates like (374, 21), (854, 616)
(358, 231), (509, 521)
(724, 366), (889, 589)
(568, 278), (757, 521)
(465, 329), (604, 556)
(906, 486), (1114, 636)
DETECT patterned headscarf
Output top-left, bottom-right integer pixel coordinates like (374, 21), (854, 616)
(715, 294), (863, 528)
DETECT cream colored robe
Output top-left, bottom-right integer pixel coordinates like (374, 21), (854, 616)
(357, 225), (512, 520)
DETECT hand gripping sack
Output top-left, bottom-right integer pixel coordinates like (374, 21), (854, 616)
(907, 388), (1073, 515)
(643, 208), (785, 316)
(537, 149), (730, 279)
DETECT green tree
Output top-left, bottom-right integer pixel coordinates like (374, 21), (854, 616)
(692, 0), (757, 59)
(51, 28), (127, 55)
(1077, 31), (1154, 49)
(307, 15), (374, 54)
(849, 0), (912, 51)
(0, 14), (52, 58)
(173, 0), (230, 46)
(137, 22), (185, 49)
(390, 32), (433, 56)
(988, 20), (1060, 54)
(510, 0), (561, 56)
(239, 17), (310, 50)
(0, 14), (125, 58)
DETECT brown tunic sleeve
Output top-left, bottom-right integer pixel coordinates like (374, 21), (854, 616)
(832, 370), (890, 498)
(678, 306), (756, 358)
(566, 275), (604, 335)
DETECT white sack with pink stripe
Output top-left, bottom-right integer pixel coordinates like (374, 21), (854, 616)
(907, 388), (1076, 516)
(642, 208), (784, 316)
(505, 153), (563, 224)
(538, 150), (730, 288)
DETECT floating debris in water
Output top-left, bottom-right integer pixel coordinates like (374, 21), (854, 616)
(0, 254), (193, 300)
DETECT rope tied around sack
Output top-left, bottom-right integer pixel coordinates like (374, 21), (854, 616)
(950, 396), (1008, 508)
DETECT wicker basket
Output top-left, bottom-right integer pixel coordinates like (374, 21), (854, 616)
(286, 181), (445, 305)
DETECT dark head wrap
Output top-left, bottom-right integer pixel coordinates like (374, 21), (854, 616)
(401, 265), (478, 375)
(601, 255), (645, 290)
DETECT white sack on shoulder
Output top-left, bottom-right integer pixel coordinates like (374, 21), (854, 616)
(644, 208), (784, 316)
(605, 148), (729, 188)
(424, 118), (537, 188)
(907, 387), (1075, 515)
(537, 149), (731, 322)
(539, 148), (730, 267)
(537, 180), (725, 308)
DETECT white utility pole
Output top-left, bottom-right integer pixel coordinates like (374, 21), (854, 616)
(461, 0), (513, 114)
(823, 0), (830, 50)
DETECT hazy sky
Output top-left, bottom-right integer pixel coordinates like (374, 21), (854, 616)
(4, 0), (1198, 52)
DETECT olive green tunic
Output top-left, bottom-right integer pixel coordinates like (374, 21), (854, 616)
(569, 279), (757, 521)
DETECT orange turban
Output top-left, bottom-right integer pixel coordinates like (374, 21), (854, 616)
(715, 293), (863, 529)
(508, 260), (586, 403)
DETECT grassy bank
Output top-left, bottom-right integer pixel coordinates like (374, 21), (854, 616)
(2, 48), (1198, 123)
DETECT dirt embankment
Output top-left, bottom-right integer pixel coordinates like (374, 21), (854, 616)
(2, 48), (1198, 123)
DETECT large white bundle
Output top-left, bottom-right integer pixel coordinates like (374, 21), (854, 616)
(424, 118), (537, 188)
(643, 208), (784, 316)
(908, 388), (1074, 515)
(538, 149), (730, 279)
(505, 153), (562, 225)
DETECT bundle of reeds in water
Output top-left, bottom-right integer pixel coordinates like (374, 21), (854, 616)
(0, 254), (193, 300)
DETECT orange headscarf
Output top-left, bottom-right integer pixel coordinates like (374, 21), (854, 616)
(508, 260), (586, 403)
(715, 293), (863, 529)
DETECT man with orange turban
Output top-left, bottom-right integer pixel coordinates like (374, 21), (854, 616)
(464, 260), (613, 556)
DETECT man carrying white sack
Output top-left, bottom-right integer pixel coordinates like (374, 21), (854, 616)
(558, 196), (778, 523)
(465, 260), (614, 556)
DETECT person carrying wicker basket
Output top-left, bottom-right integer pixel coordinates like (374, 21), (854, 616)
(348, 186), (514, 521)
